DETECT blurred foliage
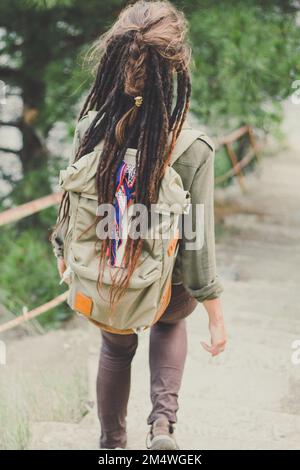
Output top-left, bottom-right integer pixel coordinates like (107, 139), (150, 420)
(0, 0), (121, 132)
(214, 146), (233, 188)
(0, 218), (72, 327)
(1, 0), (300, 327)
(187, 0), (300, 132)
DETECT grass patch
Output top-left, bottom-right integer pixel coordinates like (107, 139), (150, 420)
(0, 358), (88, 449)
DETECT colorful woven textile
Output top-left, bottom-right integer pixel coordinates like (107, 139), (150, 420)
(108, 160), (136, 266)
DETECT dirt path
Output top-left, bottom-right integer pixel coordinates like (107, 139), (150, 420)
(27, 101), (300, 450)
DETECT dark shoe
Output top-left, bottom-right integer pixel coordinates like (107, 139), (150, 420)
(146, 416), (179, 450)
(99, 430), (127, 450)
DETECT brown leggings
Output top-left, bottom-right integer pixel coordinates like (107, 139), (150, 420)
(96, 283), (198, 449)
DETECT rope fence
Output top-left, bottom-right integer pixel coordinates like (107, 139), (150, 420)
(0, 292), (69, 334)
(0, 192), (61, 227)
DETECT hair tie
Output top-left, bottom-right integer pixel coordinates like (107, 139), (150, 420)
(134, 96), (143, 107)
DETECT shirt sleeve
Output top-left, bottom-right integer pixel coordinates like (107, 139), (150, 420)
(50, 123), (81, 259)
(180, 139), (223, 302)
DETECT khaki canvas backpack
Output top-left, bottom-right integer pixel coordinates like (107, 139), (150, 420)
(59, 110), (206, 334)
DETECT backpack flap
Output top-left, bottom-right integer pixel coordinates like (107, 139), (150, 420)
(59, 150), (99, 198)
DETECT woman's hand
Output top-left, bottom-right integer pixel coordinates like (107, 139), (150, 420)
(201, 298), (227, 357)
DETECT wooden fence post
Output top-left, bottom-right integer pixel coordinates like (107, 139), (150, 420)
(225, 142), (247, 192)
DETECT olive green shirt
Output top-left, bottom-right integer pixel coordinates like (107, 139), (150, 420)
(51, 116), (223, 303)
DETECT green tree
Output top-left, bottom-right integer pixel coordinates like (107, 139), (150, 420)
(0, 0), (124, 207)
(185, 0), (300, 131)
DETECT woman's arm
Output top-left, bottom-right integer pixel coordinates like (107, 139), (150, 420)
(180, 139), (227, 356)
(180, 139), (223, 300)
(201, 297), (227, 357)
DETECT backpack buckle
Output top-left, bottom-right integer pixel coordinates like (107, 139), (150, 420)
(132, 326), (149, 335)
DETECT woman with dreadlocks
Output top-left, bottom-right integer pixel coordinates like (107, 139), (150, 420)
(50, 0), (226, 450)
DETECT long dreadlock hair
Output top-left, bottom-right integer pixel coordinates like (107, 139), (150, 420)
(52, 0), (193, 312)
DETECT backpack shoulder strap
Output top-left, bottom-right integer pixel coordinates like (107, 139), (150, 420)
(73, 111), (95, 144)
(88, 110), (98, 125)
(169, 124), (215, 167)
(74, 111), (102, 151)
